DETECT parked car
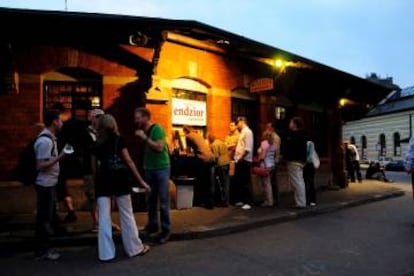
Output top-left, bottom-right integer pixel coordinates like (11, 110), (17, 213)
(385, 160), (405, 171)
(377, 156), (393, 168)
(359, 159), (370, 169)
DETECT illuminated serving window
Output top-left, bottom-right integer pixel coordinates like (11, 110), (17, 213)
(44, 81), (102, 120)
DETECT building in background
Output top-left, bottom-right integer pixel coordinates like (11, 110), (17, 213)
(343, 85), (414, 163)
(0, 8), (392, 211)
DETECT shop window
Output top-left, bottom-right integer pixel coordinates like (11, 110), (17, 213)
(43, 81), (102, 121)
(274, 106), (286, 120)
(172, 89), (206, 101)
(361, 135), (367, 160)
(231, 98), (257, 126)
(172, 88), (207, 145)
(43, 67), (103, 121)
(393, 132), (401, 156)
(0, 44), (18, 95)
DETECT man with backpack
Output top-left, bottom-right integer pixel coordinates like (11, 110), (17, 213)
(34, 109), (67, 260)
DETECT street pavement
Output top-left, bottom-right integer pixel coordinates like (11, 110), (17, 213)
(0, 172), (413, 275)
(0, 179), (405, 250)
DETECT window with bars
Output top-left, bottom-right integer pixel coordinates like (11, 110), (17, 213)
(43, 81), (102, 120)
(393, 132), (401, 156)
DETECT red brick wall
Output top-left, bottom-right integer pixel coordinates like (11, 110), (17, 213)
(0, 76), (42, 179)
(1, 41), (266, 180)
(158, 42), (242, 89)
(207, 93), (231, 140)
(155, 41), (246, 142)
(0, 46), (142, 180)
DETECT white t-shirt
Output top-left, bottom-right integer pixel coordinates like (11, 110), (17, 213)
(348, 144), (360, 161)
(34, 129), (59, 187)
(234, 126), (254, 162)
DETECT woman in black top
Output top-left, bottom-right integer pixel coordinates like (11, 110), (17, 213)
(93, 114), (150, 262)
(283, 117), (308, 208)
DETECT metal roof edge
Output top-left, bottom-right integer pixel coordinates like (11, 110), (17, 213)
(0, 7), (394, 91)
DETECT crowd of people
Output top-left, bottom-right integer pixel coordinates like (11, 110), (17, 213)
(174, 116), (320, 210)
(32, 105), (321, 262)
(33, 107), (165, 262)
(343, 140), (394, 183)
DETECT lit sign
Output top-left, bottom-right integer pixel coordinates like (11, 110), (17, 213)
(250, 78), (274, 93)
(172, 98), (207, 126)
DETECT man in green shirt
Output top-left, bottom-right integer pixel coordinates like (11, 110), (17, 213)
(135, 107), (171, 244)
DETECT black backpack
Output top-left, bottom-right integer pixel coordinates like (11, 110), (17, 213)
(14, 134), (53, 185)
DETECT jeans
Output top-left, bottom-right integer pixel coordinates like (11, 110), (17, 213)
(145, 167), (171, 234)
(303, 163), (316, 205)
(35, 185), (58, 253)
(214, 164), (230, 205)
(234, 160), (252, 204)
(270, 163), (279, 205)
(353, 160), (362, 182)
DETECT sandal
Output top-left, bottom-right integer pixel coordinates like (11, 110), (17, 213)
(134, 244), (150, 257)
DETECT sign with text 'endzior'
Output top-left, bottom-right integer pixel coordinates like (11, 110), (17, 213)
(172, 98), (207, 126)
(249, 78), (274, 93)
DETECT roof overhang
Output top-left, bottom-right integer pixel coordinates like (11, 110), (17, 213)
(0, 7), (393, 105)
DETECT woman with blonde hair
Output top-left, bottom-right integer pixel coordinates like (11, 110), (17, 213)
(257, 130), (277, 207)
(93, 114), (150, 262)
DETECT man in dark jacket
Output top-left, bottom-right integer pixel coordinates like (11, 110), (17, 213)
(283, 116), (307, 208)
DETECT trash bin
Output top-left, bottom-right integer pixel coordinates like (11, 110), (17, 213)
(173, 176), (196, 209)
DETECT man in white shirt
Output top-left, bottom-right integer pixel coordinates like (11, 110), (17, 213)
(233, 116), (254, 210)
(34, 109), (66, 261)
(347, 143), (362, 182)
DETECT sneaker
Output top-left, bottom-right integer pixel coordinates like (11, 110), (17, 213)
(241, 204), (251, 210)
(141, 227), (158, 239)
(35, 249), (61, 261)
(310, 202), (317, 207)
(63, 211), (77, 223)
(158, 232), (171, 244)
(235, 202), (244, 207)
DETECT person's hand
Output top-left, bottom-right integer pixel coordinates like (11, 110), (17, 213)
(58, 151), (67, 159)
(141, 181), (151, 192)
(135, 130), (147, 140)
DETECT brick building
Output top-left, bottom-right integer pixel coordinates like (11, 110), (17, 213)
(0, 7), (392, 197)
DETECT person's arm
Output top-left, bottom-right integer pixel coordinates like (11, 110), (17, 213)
(243, 131), (254, 160)
(209, 144), (216, 161)
(37, 154), (65, 171)
(144, 135), (165, 153)
(121, 148), (151, 192)
(257, 141), (267, 162)
(36, 138), (65, 171)
(135, 126), (165, 153)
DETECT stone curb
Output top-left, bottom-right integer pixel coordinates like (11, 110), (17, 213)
(0, 189), (405, 252)
(171, 189), (405, 240)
